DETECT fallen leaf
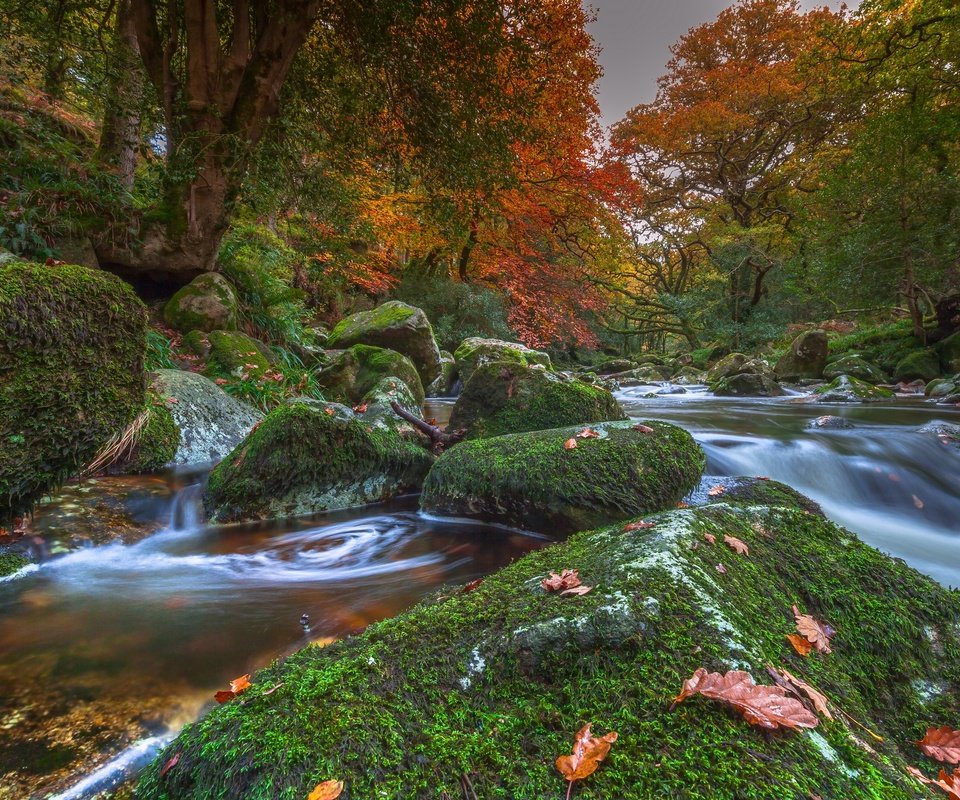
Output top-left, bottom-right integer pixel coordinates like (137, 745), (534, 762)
(936, 769), (960, 800)
(461, 578), (484, 594)
(632, 423), (654, 434)
(214, 673), (252, 703)
(214, 378), (228, 385)
(715, 563), (727, 574)
(624, 520), (656, 531)
(913, 494), (924, 510)
(906, 765), (933, 785)
(723, 535), (749, 556)
(542, 569), (582, 592)
(159, 752), (180, 778)
(770, 665), (833, 720)
(792, 605), (834, 654)
(676, 501), (690, 508)
(353, 403), (368, 413)
(307, 780), (344, 800)
(673, 668), (819, 730)
(577, 428), (600, 439)
(555, 723), (618, 784)
(707, 484), (726, 497)
(756, 476), (770, 481)
(560, 584), (593, 596)
(919, 726), (960, 765)
(262, 682), (285, 696)
(563, 438), (578, 450)
(786, 633), (813, 657)
(703, 533), (716, 545)
(324, 407), (335, 416)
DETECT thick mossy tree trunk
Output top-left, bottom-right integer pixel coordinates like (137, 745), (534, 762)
(96, 0), (320, 282)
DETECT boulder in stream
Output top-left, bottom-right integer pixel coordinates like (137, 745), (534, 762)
(421, 420), (703, 534)
(453, 337), (552, 384)
(315, 344), (425, 407)
(448, 361), (626, 439)
(138, 493), (960, 800)
(815, 375), (894, 403)
(823, 354), (888, 384)
(774, 329), (828, 380)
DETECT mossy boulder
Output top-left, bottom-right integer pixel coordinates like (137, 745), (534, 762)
(453, 337), (552, 384)
(203, 330), (275, 380)
(815, 375), (895, 403)
(0, 547), (29, 578)
(706, 352), (751, 383)
(893, 349), (941, 382)
(326, 301), (442, 385)
(774, 329), (828, 380)
(315, 344), (424, 407)
(204, 399), (434, 523)
(117, 395), (181, 473)
(594, 358), (637, 375)
(162, 273), (238, 334)
(823, 355), (889, 384)
(138, 498), (960, 800)
(926, 375), (959, 398)
(448, 362), (626, 439)
(711, 371), (784, 397)
(937, 330), (960, 374)
(421, 420), (703, 534)
(671, 366), (706, 385)
(610, 364), (672, 385)
(0, 262), (147, 518)
(154, 369), (263, 466)
(690, 475), (823, 516)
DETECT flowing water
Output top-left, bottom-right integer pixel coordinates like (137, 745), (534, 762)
(1, 388), (958, 798)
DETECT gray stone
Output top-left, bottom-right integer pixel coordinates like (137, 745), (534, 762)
(775, 329), (828, 380)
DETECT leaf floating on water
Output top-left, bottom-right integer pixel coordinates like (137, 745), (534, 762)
(703, 533), (716, 545)
(723, 535), (749, 556)
(563, 438), (578, 450)
(673, 668), (819, 730)
(577, 427), (600, 439)
(792, 605), (834, 654)
(307, 779), (344, 800)
(214, 673), (252, 703)
(919, 726), (960, 765)
(555, 723), (618, 785)
(624, 520), (656, 531)
(543, 569), (583, 593)
(159, 752), (180, 778)
(707, 484), (726, 497)
(785, 633), (813, 657)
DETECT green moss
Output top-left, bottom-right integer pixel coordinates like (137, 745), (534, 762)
(328, 302), (417, 344)
(162, 273), (239, 334)
(816, 375), (895, 403)
(204, 399), (434, 523)
(892, 349), (941, 382)
(0, 549), (29, 577)
(708, 477), (823, 516)
(315, 345), (425, 406)
(453, 338), (552, 384)
(123, 396), (181, 473)
(137, 498), (959, 800)
(0, 262), (147, 518)
(449, 362), (626, 439)
(204, 331), (274, 380)
(421, 420), (704, 533)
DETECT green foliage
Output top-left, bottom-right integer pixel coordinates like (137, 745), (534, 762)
(145, 331), (176, 371)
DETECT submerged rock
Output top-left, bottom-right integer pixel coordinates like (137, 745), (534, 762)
(448, 362), (626, 439)
(138, 497), (960, 800)
(162, 273), (238, 334)
(315, 344), (425, 407)
(421, 420), (703, 534)
(0, 262), (147, 518)
(774, 329), (828, 380)
(326, 301), (442, 386)
(453, 337), (552, 384)
(204, 399), (433, 523)
(815, 375), (894, 403)
(154, 370), (263, 466)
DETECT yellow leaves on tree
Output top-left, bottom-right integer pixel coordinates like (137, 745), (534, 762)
(673, 668), (819, 730)
(555, 724), (618, 799)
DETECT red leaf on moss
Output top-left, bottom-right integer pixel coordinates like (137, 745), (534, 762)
(555, 723), (618, 784)
(624, 520), (655, 531)
(786, 633), (813, 657)
(919, 726), (960, 765)
(792, 605), (834, 654)
(159, 752), (180, 778)
(563, 438), (578, 450)
(632, 423), (654, 434)
(723, 535), (749, 555)
(577, 427), (600, 439)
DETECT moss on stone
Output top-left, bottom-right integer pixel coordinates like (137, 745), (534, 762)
(0, 262), (147, 518)
(892, 349), (941, 382)
(204, 399), (434, 523)
(163, 273), (239, 334)
(705, 477), (823, 516)
(315, 345), (425, 407)
(0, 548), (29, 577)
(421, 420), (704, 534)
(822, 355), (889, 384)
(453, 337), (552, 384)
(204, 331), (274, 380)
(815, 375), (895, 403)
(122, 396), (181, 473)
(448, 362), (626, 439)
(137, 497), (959, 800)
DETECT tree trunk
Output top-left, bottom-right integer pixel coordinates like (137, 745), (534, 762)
(97, 0), (144, 189)
(458, 218), (479, 281)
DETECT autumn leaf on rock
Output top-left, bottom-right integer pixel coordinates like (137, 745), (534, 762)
(563, 438), (578, 450)
(632, 423), (654, 434)
(723, 535), (749, 555)
(707, 484), (726, 497)
(556, 723), (618, 792)
(785, 633), (813, 657)
(577, 427), (600, 439)
(461, 578), (484, 594)
(542, 569), (582, 592)
(214, 673), (252, 703)
(703, 533), (716, 545)
(769, 665), (833, 720)
(159, 752), (180, 778)
(561, 585), (593, 596)
(919, 726), (960, 765)
(936, 769), (960, 800)
(307, 780), (344, 800)
(792, 605), (834, 653)
(624, 520), (655, 531)
(673, 668), (818, 730)
(324, 407), (335, 416)
(676, 501), (690, 508)
(352, 403), (368, 413)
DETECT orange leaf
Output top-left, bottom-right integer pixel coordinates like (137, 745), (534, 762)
(307, 780), (344, 800)
(230, 674), (252, 694)
(214, 690), (236, 703)
(723, 535), (749, 555)
(786, 633), (813, 657)
(703, 533), (716, 545)
(353, 403), (368, 413)
(577, 427), (600, 439)
(676, 501), (690, 508)
(542, 569), (582, 592)
(632, 423), (654, 434)
(560, 584), (593, 596)
(673, 668), (819, 730)
(624, 520), (655, 531)
(771, 666), (833, 720)
(707, 484), (726, 497)
(936, 769), (960, 800)
(563, 438), (578, 450)
(555, 723), (618, 782)
(919, 726), (960, 765)
(324, 407), (335, 416)
(792, 605), (834, 653)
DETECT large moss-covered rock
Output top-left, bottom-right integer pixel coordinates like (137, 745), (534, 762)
(453, 337), (552, 384)
(0, 262), (147, 517)
(315, 344), (424, 406)
(204, 399), (433, 523)
(815, 375), (895, 403)
(154, 370), (263, 466)
(138, 498), (960, 800)
(326, 301), (442, 385)
(448, 362), (626, 439)
(421, 420), (703, 534)
(118, 394), (181, 473)
(162, 273), (238, 334)
(203, 330), (275, 380)
(893, 349), (941, 382)
(938, 330), (960, 374)
(774, 329), (828, 380)
(823, 354), (889, 384)
(711, 371), (784, 397)
(705, 352), (750, 383)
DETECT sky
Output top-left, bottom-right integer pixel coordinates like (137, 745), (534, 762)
(585, 1), (858, 127)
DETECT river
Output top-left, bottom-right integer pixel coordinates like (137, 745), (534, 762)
(0, 386), (957, 798)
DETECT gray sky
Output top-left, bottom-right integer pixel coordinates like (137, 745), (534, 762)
(585, 1), (856, 126)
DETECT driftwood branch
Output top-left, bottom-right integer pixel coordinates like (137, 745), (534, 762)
(390, 401), (465, 453)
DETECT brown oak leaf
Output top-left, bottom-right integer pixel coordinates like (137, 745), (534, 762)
(563, 438), (578, 450)
(785, 633), (814, 657)
(792, 605), (834, 653)
(673, 668), (818, 730)
(919, 726), (960, 765)
(936, 769), (960, 800)
(707, 484), (726, 497)
(632, 423), (654, 434)
(555, 723), (618, 786)
(703, 533), (716, 545)
(542, 569), (582, 592)
(560, 584), (593, 596)
(723, 535), (749, 555)
(624, 520), (656, 531)
(769, 665), (833, 720)
(577, 428), (600, 439)
(159, 752), (180, 778)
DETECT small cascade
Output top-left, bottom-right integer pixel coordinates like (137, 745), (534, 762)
(167, 481), (206, 531)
